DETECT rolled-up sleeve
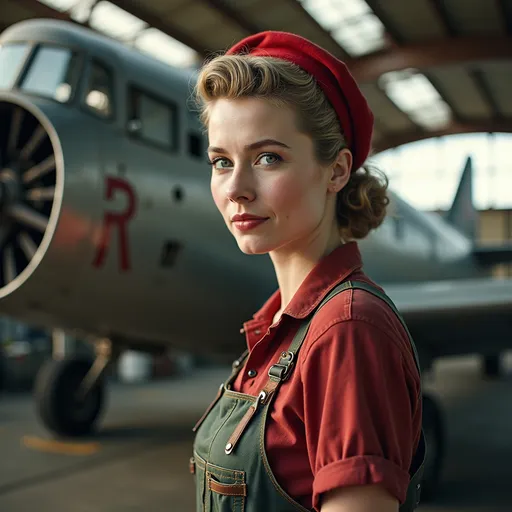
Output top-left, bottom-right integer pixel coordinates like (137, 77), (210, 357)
(300, 318), (422, 510)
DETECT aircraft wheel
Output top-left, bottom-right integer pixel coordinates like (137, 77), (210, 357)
(420, 393), (445, 502)
(34, 356), (105, 437)
(482, 354), (502, 379)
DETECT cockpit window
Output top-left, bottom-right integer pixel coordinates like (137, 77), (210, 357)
(20, 45), (80, 103)
(84, 60), (114, 119)
(0, 42), (30, 89)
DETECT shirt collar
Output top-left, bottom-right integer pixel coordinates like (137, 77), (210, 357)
(244, 241), (363, 330)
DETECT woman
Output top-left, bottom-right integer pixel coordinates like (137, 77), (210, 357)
(190, 31), (425, 512)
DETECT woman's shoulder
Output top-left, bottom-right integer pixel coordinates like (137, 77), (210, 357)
(304, 273), (416, 368)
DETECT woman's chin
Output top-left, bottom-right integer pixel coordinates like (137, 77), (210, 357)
(236, 238), (274, 255)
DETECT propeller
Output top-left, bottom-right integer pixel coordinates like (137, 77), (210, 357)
(0, 101), (57, 288)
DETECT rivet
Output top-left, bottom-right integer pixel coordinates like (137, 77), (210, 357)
(255, 329), (261, 335)
(247, 369), (257, 378)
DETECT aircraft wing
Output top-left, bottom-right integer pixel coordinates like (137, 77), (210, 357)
(472, 243), (512, 266)
(383, 278), (512, 366)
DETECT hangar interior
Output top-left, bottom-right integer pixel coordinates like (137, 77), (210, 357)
(1, 0), (511, 151)
(0, 0), (511, 349)
(0, 0), (510, 388)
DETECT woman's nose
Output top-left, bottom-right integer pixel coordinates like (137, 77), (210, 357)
(226, 166), (256, 203)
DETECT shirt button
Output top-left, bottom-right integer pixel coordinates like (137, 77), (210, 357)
(247, 369), (257, 378)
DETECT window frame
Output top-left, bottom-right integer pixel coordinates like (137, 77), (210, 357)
(80, 57), (116, 123)
(126, 84), (179, 153)
(15, 42), (83, 105)
(0, 41), (33, 90)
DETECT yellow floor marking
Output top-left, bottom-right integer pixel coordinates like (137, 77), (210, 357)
(22, 436), (101, 456)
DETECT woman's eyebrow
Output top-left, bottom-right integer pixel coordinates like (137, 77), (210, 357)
(207, 138), (291, 153)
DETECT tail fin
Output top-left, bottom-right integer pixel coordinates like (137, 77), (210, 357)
(445, 156), (477, 239)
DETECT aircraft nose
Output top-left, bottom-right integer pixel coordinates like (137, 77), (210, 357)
(0, 98), (63, 294)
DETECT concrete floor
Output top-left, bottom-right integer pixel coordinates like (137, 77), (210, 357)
(0, 354), (511, 512)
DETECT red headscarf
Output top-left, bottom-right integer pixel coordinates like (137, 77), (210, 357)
(226, 31), (373, 171)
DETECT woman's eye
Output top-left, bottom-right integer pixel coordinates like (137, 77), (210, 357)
(210, 158), (231, 169)
(258, 153), (281, 165)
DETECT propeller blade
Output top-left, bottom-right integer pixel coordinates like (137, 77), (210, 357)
(7, 107), (23, 156)
(26, 186), (55, 202)
(18, 232), (38, 261)
(3, 244), (16, 285)
(7, 203), (49, 232)
(22, 155), (56, 184)
(20, 125), (46, 161)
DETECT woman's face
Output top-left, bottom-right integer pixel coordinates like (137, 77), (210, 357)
(207, 97), (349, 256)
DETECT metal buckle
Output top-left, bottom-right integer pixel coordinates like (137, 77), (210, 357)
(268, 351), (295, 382)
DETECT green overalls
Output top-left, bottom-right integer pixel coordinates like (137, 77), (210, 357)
(191, 280), (427, 512)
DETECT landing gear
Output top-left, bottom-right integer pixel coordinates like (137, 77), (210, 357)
(482, 353), (503, 379)
(420, 393), (445, 502)
(34, 339), (113, 437)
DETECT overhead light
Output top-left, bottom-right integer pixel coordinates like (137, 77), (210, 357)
(134, 29), (198, 68)
(379, 69), (452, 131)
(300, 0), (387, 56)
(89, 1), (147, 41)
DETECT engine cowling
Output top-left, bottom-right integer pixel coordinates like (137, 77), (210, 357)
(0, 97), (64, 297)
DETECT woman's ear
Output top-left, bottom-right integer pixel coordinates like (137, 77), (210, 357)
(329, 148), (352, 193)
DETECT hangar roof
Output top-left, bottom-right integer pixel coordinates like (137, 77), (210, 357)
(1, 0), (511, 154)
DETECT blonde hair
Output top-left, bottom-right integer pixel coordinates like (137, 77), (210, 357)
(195, 54), (389, 240)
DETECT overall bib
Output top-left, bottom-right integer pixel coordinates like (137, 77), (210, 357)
(191, 280), (427, 512)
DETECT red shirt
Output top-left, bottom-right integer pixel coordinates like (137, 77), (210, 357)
(233, 242), (422, 511)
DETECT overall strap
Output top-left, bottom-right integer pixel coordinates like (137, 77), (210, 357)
(346, 280), (422, 375)
(223, 282), (355, 453)
(267, 281), (355, 383)
(345, 280), (426, 511)
(191, 348), (249, 433)
(226, 278), (426, 509)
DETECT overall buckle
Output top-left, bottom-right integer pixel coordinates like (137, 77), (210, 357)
(268, 351), (295, 382)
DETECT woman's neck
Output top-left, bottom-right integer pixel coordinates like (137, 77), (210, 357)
(269, 227), (344, 323)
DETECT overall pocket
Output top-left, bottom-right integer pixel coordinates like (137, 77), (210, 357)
(205, 466), (246, 512)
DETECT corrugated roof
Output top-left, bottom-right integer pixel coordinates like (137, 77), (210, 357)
(1, 0), (511, 154)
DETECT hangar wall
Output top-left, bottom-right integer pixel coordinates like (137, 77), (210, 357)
(479, 209), (512, 278)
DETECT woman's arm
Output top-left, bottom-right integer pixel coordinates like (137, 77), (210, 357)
(300, 315), (422, 511)
(320, 484), (398, 512)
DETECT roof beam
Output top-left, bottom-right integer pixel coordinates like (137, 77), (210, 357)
(15, 0), (74, 21)
(373, 118), (512, 153)
(427, 0), (458, 35)
(363, 0), (452, 130)
(286, 0), (351, 60)
(348, 35), (512, 84)
(202, 0), (260, 35)
(108, 0), (208, 56)
(497, 0), (512, 34)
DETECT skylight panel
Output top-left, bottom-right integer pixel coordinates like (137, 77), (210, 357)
(332, 13), (385, 56)
(89, 1), (147, 41)
(37, 0), (98, 23)
(379, 70), (452, 131)
(134, 29), (198, 68)
(299, 0), (387, 56)
(69, 0), (99, 23)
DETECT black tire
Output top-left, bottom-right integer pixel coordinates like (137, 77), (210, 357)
(420, 393), (445, 502)
(482, 354), (501, 379)
(34, 356), (106, 437)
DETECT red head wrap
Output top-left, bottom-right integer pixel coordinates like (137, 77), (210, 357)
(226, 31), (374, 171)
